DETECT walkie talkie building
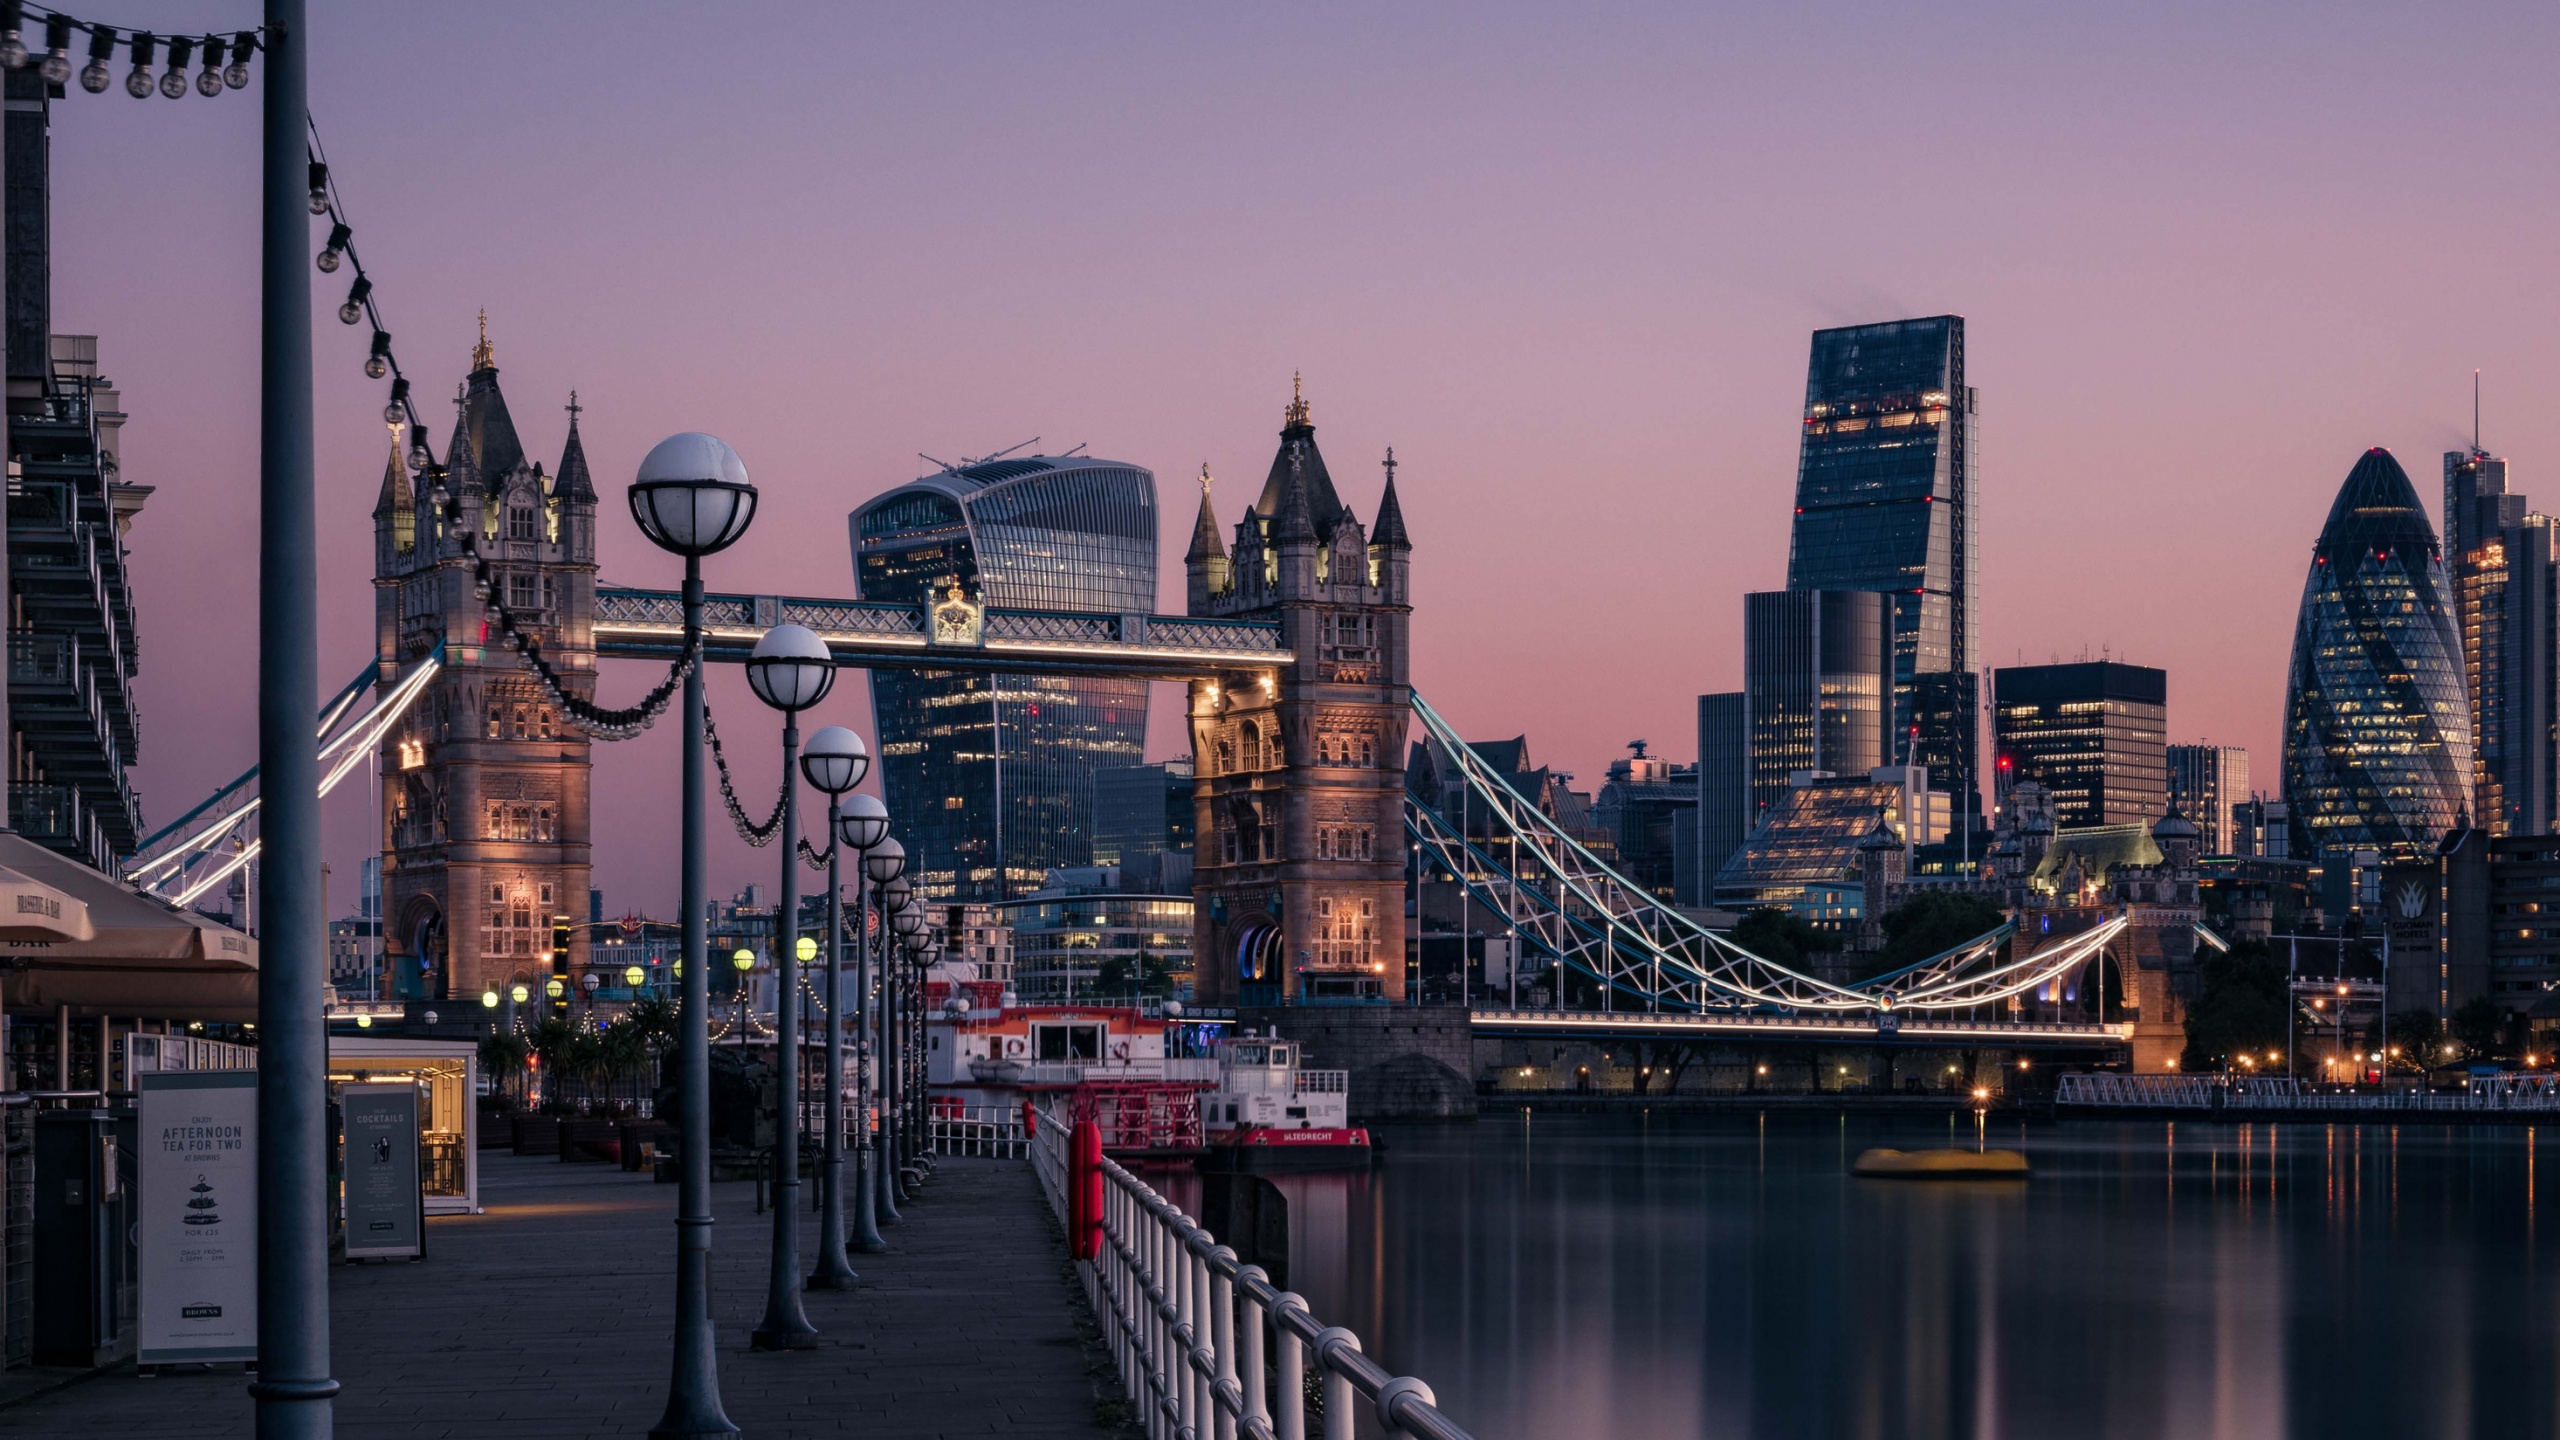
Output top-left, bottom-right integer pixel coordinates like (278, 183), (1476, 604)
(851, 456), (1158, 900)
(2282, 448), (2472, 859)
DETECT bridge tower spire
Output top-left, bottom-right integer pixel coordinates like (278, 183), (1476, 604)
(1188, 377), (1413, 1004)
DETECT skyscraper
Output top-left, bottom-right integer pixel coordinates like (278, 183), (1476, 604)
(1993, 662), (2168, 828)
(2443, 445), (2555, 834)
(1788, 315), (1978, 810)
(1695, 692), (1748, 892)
(1743, 589), (1892, 825)
(2283, 448), (2472, 859)
(852, 456), (1157, 900)
(2166, 744), (2248, 854)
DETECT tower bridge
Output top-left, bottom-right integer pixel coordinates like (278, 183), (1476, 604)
(133, 355), (2152, 1079)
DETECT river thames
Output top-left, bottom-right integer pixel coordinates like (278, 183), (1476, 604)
(1182, 1108), (2560, 1440)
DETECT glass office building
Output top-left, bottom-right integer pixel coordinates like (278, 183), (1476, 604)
(1743, 589), (1891, 825)
(1992, 661), (2169, 828)
(2283, 448), (2472, 859)
(853, 456), (1157, 900)
(1787, 316), (1978, 807)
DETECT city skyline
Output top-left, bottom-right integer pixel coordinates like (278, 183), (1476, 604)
(31, 0), (2560, 907)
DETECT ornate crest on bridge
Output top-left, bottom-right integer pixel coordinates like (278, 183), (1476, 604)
(928, 579), (985, 648)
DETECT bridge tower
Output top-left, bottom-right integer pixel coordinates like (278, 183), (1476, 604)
(372, 322), (599, 1004)
(1185, 381), (1414, 1004)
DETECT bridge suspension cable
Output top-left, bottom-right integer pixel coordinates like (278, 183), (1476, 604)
(125, 645), (443, 907)
(1406, 691), (2133, 1016)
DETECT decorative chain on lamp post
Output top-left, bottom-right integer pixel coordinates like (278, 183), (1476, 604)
(891, 904), (928, 1197)
(799, 727), (869, 1290)
(877, 870), (913, 1222)
(629, 430), (755, 1439)
(744, 622), (833, 1350)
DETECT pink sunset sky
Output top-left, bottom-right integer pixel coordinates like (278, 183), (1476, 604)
(39, 0), (2560, 914)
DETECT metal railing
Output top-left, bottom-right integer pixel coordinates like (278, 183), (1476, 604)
(2055, 1072), (2560, 1113)
(930, 1104), (1030, 1158)
(1034, 1108), (1474, 1440)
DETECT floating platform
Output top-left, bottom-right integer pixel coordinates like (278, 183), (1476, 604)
(1852, 1147), (2030, 1179)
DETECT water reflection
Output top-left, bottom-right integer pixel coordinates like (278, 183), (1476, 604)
(1172, 1111), (2560, 1439)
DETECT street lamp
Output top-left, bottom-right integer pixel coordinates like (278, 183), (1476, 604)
(860, 832), (905, 1230)
(798, 725), (869, 1289)
(901, 928), (935, 1185)
(877, 870), (915, 1216)
(893, 909), (928, 1190)
(732, 947), (756, 1040)
(630, 430), (754, 1440)
(744, 622), (833, 1352)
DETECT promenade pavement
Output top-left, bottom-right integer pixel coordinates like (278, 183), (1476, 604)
(5, 1151), (1126, 1438)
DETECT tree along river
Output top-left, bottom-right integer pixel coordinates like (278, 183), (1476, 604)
(1169, 1108), (2560, 1440)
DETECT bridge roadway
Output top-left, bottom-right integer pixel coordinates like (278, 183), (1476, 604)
(593, 585), (1289, 680)
(2, 1152), (1122, 1437)
(1472, 1007), (2132, 1050)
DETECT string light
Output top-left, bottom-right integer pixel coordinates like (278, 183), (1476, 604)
(338, 275), (370, 325)
(0, 8), (259, 98)
(317, 221), (350, 273)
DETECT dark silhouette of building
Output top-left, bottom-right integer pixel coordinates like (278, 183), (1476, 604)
(2443, 444), (2554, 835)
(852, 455), (1156, 900)
(2283, 448), (2471, 860)
(1694, 692), (1747, 898)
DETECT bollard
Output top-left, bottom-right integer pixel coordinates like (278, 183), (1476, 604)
(1069, 1119), (1106, 1261)
(1023, 1097), (1040, 1154)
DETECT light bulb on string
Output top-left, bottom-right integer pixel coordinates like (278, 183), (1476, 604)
(78, 24), (112, 92)
(316, 222), (350, 273)
(365, 330), (391, 380)
(306, 160), (329, 215)
(159, 37), (191, 98)
(224, 32), (252, 89)
(339, 276), (371, 325)
(123, 31), (154, 98)
(0, 2), (28, 70)
(36, 16), (66, 84)
(409, 430), (435, 473)
(383, 378), (410, 426)
(197, 37), (225, 97)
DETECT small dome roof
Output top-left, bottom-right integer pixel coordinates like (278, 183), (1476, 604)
(2151, 809), (2202, 841)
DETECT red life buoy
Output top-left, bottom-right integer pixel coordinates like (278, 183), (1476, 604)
(1112, 1041), (1131, 1061)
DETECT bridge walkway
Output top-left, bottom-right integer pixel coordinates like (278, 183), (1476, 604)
(4, 1153), (1122, 1438)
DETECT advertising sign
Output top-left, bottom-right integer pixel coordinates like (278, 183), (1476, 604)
(137, 1069), (258, 1364)
(341, 1082), (425, 1260)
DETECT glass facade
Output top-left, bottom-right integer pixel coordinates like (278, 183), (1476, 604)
(2443, 447), (2554, 836)
(1093, 759), (1195, 866)
(1711, 773), (1943, 923)
(999, 892), (1194, 1003)
(2166, 743), (2249, 855)
(1744, 589), (1890, 824)
(855, 457), (1156, 900)
(1993, 662), (2168, 828)
(2283, 448), (2473, 860)
(1788, 316), (1977, 792)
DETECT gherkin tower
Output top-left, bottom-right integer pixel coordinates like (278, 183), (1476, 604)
(2282, 448), (2473, 858)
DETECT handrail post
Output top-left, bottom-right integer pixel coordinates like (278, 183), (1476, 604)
(1210, 1247), (1238, 1440)
(1273, 1295), (1308, 1440)
(1237, 1267), (1270, 1430)
(1314, 1327), (1358, 1440)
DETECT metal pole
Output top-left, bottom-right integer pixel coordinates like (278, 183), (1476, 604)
(252, 2), (338, 1431)
(876, 895), (901, 1223)
(850, 865), (884, 1251)
(811, 837), (858, 1287)
(753, 714), (817, 1348)
(651, 559), (733, 1436)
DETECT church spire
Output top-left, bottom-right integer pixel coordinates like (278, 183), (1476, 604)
(1186, 463), (1225, 562)
(471, 309), (494, 372)
(1371, 446), (1411, 551)
(1274, 442), (1318, 546)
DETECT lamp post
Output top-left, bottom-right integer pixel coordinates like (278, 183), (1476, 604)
(630, 431), (754, 1440)
(744, 622), (833, 1350)
(799, 727), (868, 1289)
(861, 836), (906, 1233)
(834, 794), (891, 1259)
(893, 907), (928, 1192)
(878, 872), (913, 1218)
(732, 948), (755, 1043)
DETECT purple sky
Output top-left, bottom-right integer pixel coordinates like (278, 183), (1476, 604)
(44, 1), (2560, 915)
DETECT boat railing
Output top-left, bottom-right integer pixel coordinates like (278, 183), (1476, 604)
(1032, 1105), (1475, 1440)
(930, 1103), (1029, 1158)
(1014, 1057), (1222, 1086)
